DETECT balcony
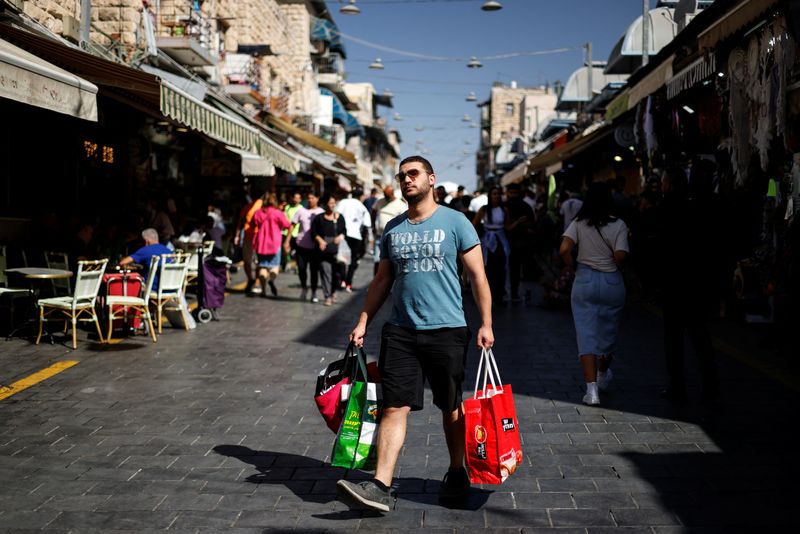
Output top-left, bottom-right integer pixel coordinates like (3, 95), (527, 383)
(157, 3), (216, 66)
(316, 54), (345, 90)
(222, 53), (264, 106)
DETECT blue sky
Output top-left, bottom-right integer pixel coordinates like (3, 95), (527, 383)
(331, 0), (658, 188)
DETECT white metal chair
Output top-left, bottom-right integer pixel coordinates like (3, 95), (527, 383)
(44, 251), (71, 296)
(184, 240), (215, 290)
(106, 256), (159, 343)
(150, 253), (191, 333)
(36, 259), (108, 349)
(0, 246), (31, 334)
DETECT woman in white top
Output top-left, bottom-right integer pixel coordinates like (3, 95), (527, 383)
(559, 182), (629, 406)
(473, 186), (510, 305)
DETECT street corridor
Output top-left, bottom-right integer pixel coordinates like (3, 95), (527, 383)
(0, 267), (796, 532)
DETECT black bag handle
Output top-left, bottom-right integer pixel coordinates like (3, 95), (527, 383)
(345, 341), (369, 383)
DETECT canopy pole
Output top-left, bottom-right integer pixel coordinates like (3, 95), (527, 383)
(642, 0), (650, 67)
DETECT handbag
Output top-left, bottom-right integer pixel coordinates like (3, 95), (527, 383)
(330, 344), (382, 470)
(463, 348), (523, 484)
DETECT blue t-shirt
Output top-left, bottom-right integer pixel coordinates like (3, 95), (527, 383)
(130, 243), (172, 288)
(380, 206), (480, 329)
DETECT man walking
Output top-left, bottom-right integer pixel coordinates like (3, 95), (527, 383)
(371, 185), (406, 275)
(337, 156), (495, 512)
(336, 190), (371, 292)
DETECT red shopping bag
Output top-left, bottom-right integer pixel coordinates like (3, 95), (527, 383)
(464, 348), (523, 484)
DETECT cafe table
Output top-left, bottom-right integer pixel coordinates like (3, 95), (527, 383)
(4, 267), (73, 342)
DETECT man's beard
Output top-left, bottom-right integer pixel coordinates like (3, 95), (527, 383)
(402, 182), (430, 205)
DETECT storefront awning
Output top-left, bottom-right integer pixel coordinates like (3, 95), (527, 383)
(698, 0), (781, 50)
(266, 113), (356, 163)
(226, 146), (275, 177)
(527, 124), (614, 174)
(556, 65), (628, 111)
(500, 159), (529, 186)
(286, 137), (356, 179)
(320, 87), (362, 136)
(160, 81), (260, 153)
(605, 7), (677, 75)
(0, 37), (97, 121)
(311, 17), (347, 58)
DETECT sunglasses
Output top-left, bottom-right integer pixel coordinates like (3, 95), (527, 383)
(395, 168), (428, 181)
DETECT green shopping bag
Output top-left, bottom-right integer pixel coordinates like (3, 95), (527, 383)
(330, 347), (380, 470)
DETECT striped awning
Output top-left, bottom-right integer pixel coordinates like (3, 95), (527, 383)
(160, 81), (259, 153)
(160, 81), (303, 172)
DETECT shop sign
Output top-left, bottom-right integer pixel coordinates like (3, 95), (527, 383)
(667, 53), (716, 100)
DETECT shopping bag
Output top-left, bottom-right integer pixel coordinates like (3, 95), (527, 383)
(464, 348), (523, 484)
(314, 343), (380, 433)
(314, 343), (359, 433)
(330, 346), (381, 470)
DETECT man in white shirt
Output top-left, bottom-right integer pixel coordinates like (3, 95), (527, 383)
(371, 186), (407, 274)
(336, 191), (372, 292)
(468, 188), (488, 214)
(559, 192), (583, 232)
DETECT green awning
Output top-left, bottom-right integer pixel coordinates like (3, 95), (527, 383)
(160, 81), (303, 172)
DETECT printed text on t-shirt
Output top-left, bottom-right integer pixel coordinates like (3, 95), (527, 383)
(388, 229), (446, 273)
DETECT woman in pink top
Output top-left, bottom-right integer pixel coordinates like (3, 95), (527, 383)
(252, 193), (291, 297)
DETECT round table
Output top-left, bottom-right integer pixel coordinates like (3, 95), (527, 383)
(3, 268), (73, 342)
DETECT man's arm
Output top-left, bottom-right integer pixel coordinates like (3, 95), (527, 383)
(118, 255), (134, 266)
(460, 245), (494, 348)
(349, 259), (394, 347)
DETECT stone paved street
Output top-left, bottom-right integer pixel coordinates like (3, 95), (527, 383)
(0, 264), (797, 533)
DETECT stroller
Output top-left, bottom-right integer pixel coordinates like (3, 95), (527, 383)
(194, 247), (232, 324)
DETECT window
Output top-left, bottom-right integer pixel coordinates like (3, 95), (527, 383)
(505, 103), (514, 116)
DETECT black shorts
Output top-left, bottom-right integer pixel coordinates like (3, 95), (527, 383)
(379, 322), (471, 413)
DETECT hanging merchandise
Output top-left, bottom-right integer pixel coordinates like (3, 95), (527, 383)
(727, 18), (796, 187)
(644, 96), (657, 155)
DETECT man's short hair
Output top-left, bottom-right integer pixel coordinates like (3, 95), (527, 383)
(399, 155), (434, 174)
(142, 228), (159, 242)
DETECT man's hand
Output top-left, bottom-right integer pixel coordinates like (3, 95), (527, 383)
(233, 234), (240, 246)
(349, 319), (367, 347)
(476, 324), (494, 349)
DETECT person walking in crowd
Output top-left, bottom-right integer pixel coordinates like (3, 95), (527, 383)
(559, 190), (583, 232)
(371, 186), (407, 275)
(504, 183), (534, 303)
(655, 164), (720, 402)
(559, 181), (629, 406)
(468, 187), (488, 214)
(364, 187), (381, 214)
(234, 194), (261, 296)
(337, 155), (494, 512)
(282, 192), (303, 272)
(336, 190), (371, 292)
(473, 186), (510, 305)
(435, 185), (448, 205)
(292, 192), (324, 302)
(252, 193), (291, 298)
(311, 194), (346, 306)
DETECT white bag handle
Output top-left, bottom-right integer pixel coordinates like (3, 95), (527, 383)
(473, 348), (504, 399)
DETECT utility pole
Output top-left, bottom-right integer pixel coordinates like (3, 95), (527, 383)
(80, 0), (91, 48)
(585, 42), (593, 110)
(642, 0), (649, 67)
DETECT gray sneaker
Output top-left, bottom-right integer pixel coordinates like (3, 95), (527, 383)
(336, 479), (392, 512)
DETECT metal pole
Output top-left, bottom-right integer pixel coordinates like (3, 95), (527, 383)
(586, 42), (593, 110)
(80, 0), (91, 48)
(642, 0), (649, 67)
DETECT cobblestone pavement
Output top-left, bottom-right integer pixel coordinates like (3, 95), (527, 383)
(0, 261), (797, 533)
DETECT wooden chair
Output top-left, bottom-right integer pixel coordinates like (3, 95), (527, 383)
(106, 256), (159, 343)
(36, 259), (108, 349)
(44, 251), (71, 296)
(150, 253), (190, 333)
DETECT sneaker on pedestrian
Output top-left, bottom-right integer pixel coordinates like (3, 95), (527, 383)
(311, 291), (319, 303)
(597, 368), (613, 391)
(337, 479), (392, 512)
(268, 280), (278, 297)
(439, 467), (470, 504)
(582, 382), (600, 406)
(299, 288), (308, 301)
(345, 285), (353, 293)
(323, 297), (333, 306)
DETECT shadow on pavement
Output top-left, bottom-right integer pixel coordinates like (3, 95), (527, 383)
(212, 445), (491, 512)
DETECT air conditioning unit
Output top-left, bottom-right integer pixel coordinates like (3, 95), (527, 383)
(62, 14), (81, 43)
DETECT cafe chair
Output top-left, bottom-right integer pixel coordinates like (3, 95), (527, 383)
(0, 246), (31, 335)
(184, 240), (215, 291)
(36, 259), (108, 350)
(44, 251), (71, 296)
(106, 255), (159, 343)
(150, 253), (190, 333)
